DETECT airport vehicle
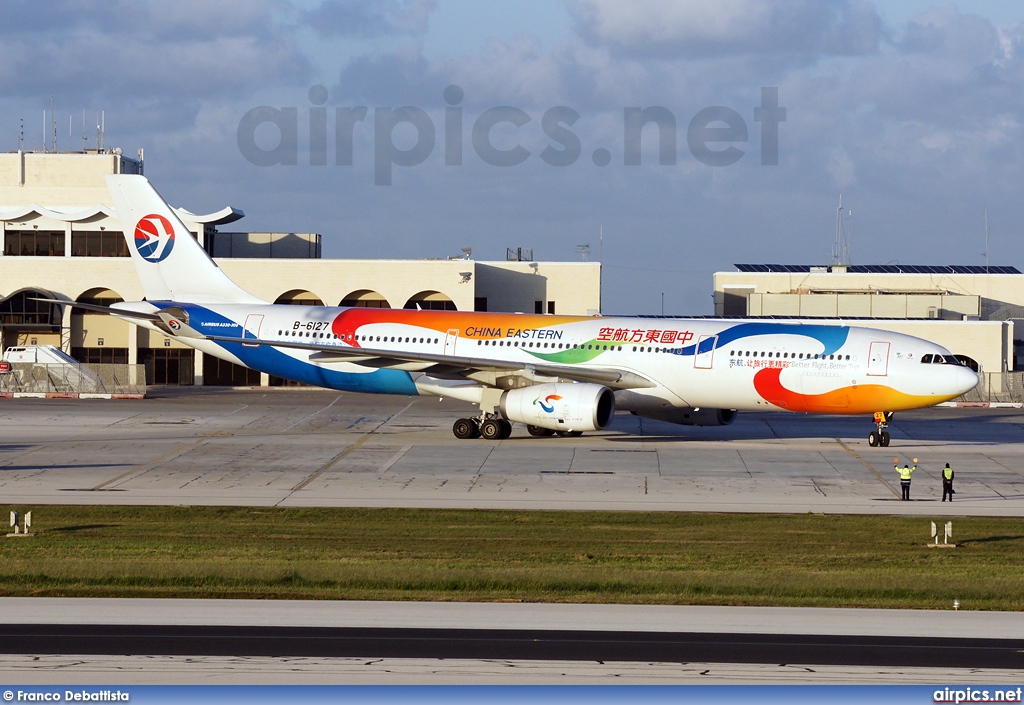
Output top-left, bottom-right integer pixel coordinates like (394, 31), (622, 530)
(40, 175), (979, 446)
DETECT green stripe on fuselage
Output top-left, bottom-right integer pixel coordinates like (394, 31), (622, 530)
(525, 340), (621, 363)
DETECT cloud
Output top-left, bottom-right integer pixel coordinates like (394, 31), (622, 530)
(826, 147), (857, 189)
(304, 0), (436, 38)
(567, 0), (883, 58)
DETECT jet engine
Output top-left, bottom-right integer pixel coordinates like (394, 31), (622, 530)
(501, 383), (615, 432)
(634, 408), (737, 426)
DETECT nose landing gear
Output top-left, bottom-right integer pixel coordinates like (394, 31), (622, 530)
(868, 411), (892, 447)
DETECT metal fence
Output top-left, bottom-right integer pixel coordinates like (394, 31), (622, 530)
(0, 363), (146, 395)
(956, 372), (1024, 404)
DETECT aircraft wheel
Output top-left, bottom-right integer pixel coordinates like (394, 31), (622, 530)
(453, 418), (479, 440)
(480, 419), (505, 440)
(527, 425), (555, 437)
(880, 431), (891, 447)
(868, 431), (879, 447)
(497, 419), (513, 439)
(557, 430), (583, 437)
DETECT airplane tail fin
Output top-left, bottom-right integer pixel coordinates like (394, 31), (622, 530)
(106, 174), (264, 304)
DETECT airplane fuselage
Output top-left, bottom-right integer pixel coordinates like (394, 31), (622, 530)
(123, 302), (976, 416)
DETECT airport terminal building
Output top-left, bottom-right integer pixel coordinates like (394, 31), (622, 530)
(0, 149), (600, 386)
(714, 264), (1020, 398)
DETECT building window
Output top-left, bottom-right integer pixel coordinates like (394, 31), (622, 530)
(4, 231), (65, 256)
(534, 300), (543, 314)
(404, 291), (456, 311)
(0, 291), (62, 328)
(203, 356), (262, 386)
(547, 301), (556, 314)
(71, 347), (128, 365)
(474, 297), (488, 312)
(70, 231), (128, 257)
(139, 348), (194, 385)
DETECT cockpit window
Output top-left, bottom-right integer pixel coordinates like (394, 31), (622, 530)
(921, 353), (963, 366)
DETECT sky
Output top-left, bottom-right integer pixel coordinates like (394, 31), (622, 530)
(2, 0), (1023, 315)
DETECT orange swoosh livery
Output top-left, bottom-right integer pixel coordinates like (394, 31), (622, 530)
(753, 367), (957, 415)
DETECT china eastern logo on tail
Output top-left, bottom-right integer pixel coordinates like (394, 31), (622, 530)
(534, 394), (563, 413)
(133, 214), (175, 263)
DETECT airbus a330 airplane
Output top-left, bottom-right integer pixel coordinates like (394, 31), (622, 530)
(45, 175), (979, 447)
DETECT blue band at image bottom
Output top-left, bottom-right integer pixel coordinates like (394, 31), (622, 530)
(1, 685), (1022, 705)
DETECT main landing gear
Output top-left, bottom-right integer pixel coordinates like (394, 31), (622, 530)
(451, 417), (584, 440)
(453, 414), (512, 440)
(868, 411), (893, 447)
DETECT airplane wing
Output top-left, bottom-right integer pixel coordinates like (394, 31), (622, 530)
(200, 334), (655, 390)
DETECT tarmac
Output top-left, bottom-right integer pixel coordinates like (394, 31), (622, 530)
(2, 388), (1023, 685)
(0, 387), (1021, 514)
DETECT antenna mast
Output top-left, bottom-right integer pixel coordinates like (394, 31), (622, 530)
(832, 195), (852, 266)
(51, 96), (57, 152)
(984, 207), (990, 275)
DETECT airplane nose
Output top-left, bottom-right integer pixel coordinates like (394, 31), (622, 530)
(956, 366), (980, 395)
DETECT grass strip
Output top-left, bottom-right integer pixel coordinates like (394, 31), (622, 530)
(2, 506), (1022, 609)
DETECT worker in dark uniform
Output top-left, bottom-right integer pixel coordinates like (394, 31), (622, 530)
(894, 457), (917, 501)
(942, 463), (955, 502)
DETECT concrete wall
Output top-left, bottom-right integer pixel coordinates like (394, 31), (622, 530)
(475, 261), (601, 315)
(747, 292), (980, 319)
(715, 270), (1024, 314)
(0, 151), (141, 207)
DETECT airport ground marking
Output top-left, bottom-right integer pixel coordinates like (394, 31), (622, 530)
(88, 431), (231, 491)
(281, 393), (344, 433)
(285, 400), (416, 496)
(467, 445), (497, 492)
(836, 438), (900, 498)
(377, 445), (412, 474)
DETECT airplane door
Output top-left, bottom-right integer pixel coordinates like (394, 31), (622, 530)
(444, 328), (459, 356)
(867, 341), (890, 376)
(243, 314), (264, 348)
(694, 335), (718, 369)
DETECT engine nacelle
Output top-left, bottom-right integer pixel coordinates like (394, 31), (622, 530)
(634, 408), (737, 426)
(501, 383), (615, 432)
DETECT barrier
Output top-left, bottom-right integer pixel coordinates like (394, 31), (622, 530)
(0, 362), (146, 397)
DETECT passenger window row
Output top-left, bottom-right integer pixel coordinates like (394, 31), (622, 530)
(274, 331), (440, 345)
(728, 350), (851, 361)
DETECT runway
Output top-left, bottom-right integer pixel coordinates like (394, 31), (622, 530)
(0, 388), (1022, 514)
(2, 599), (1024, 684)
(5, 625), (1023, 668)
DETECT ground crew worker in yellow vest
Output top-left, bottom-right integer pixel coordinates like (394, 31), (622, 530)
(894, 457), (917, 501)
(942, 463), (955, 502)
